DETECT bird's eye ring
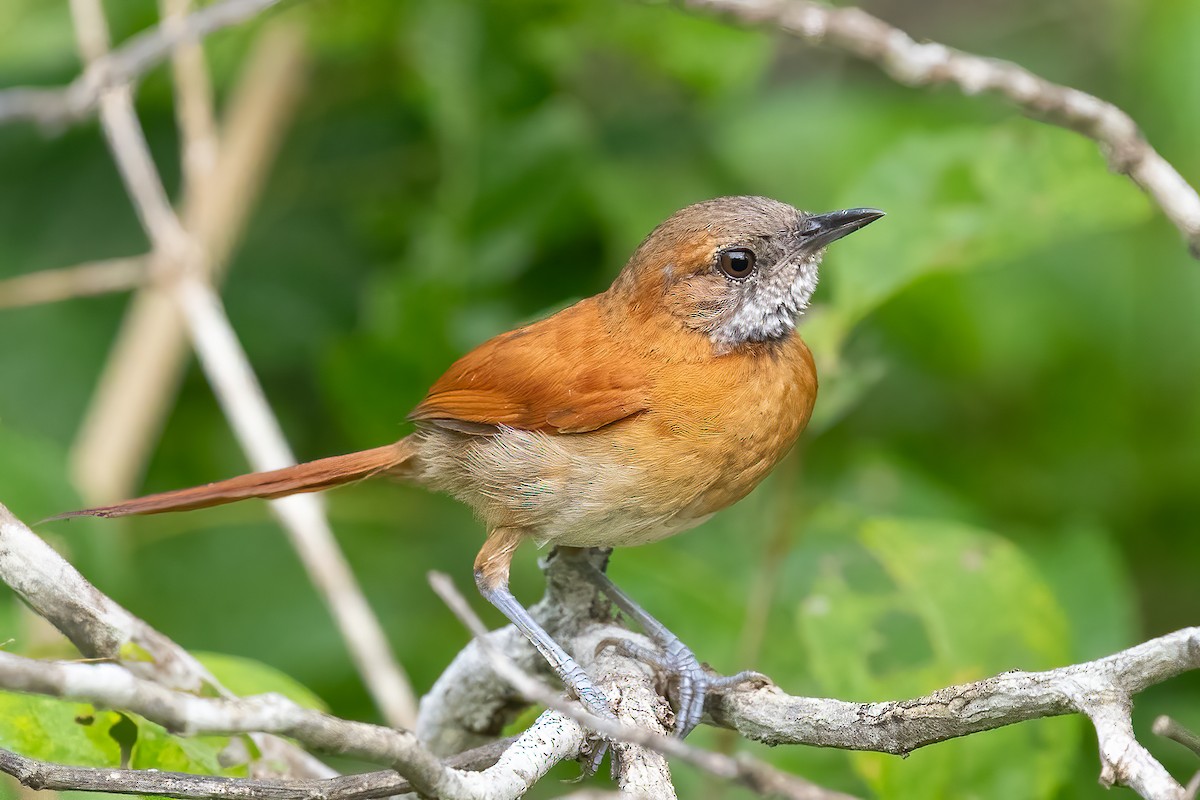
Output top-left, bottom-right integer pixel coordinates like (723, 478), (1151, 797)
(717, 247), (756, 279)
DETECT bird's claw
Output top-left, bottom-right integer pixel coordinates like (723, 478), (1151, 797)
(596, 637), (763, 738)
(569, 677), (616, 776)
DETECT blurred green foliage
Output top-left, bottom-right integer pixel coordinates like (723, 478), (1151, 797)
(0, 0), (1197, 797)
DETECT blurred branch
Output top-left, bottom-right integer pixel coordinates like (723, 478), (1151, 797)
(0, 0), (284, 128)
(161, 0), (220, 198)
(69, 22), (304, 505)
(172, 277), (422, 729)
(1156, 717), (1200, 759)
(62, 0), (418, 729)
(684, 0), (1200, 259)
(0, 256), (148, 310)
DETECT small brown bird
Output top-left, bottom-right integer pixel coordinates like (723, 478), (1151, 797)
(60, 196), (882, 737)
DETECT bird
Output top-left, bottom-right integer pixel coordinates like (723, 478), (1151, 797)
(57, 195), (883, 740)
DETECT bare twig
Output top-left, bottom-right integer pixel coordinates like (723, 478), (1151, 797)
(0, 651), (439, 798)
(64, 0), (418, 729)
(708, 628), (1200, 800)
(1156, 717), (1200, 759)
(0, 501), (216, 692)
(708, 628), (1200, 750)
(0, 0), (284, 128)
(684, 0), (1200, 258)
(0, 256), (148, 309)
(0, 650), (594, 800)
(0, 502), (335, 780)
(0, 739), (517, 800)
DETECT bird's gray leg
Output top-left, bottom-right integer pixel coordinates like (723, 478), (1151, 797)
(561, 547), (766, 738)
(475, 531), (612, 773)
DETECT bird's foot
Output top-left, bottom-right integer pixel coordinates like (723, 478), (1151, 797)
(596, 637), (769, 738)
(561, 665), (617, 776)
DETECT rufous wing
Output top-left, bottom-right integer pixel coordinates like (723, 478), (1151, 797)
(408, 298), (649, 434)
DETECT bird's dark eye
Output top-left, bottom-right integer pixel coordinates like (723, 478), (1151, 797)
(717, 247), (756, 279)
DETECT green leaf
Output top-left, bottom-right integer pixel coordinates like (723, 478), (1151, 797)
(0, 693), (234, 776)
(0, 693), (121, 767)
(800, 121), (1156, 429)
(797, 515), (1080, 800)
(1020, 523), (1138, 662)
(825, 121), (1155, 346)
(129, 718), (235, 776)
(194, 652), (328, 712)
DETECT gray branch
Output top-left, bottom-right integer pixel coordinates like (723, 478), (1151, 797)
(422, 553), (1197, 800)
(0, 501), (217, 693)
(709, 627), (1199, 799)
(684, 0), (1200, 259)
(1, 502), (1196, 799)
(0, 0), (283, 127)
(0, 501), (333, 780)
(0, 739), (514, 800)
(0, 649), (592, 800)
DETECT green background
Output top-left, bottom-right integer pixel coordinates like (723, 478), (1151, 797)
(1, 0), (1197, 797)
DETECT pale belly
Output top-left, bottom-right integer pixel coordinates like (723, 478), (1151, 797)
(411, 424), (728, 547)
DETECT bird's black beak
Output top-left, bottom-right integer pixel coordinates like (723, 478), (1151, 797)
(799, 207), (885, 251)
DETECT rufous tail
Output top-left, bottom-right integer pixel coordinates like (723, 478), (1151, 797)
(50, 438), (417, 520)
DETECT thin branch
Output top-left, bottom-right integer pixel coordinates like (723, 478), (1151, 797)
(684, 0), (1200, 259)
(0, 650), (596, 800)
(419, 553), (679, 794)
(708, 627), (1200, 752)
(1156, 717), (1200, 760)
(0, 502), (335, 781)
(422, 551), (1197, 800)
(0, 739), (517, 800)
(0, 501), (216, 693)
(709, 627), (1200, 799)
(0, 0), (284, 128)
(64, 0), (418, 729)
(0, 651), (436, 797)
(0, 256), (148, 310)
(161, 0), (220, 199)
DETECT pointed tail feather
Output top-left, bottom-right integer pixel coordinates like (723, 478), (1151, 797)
(50, 439), (417, 520)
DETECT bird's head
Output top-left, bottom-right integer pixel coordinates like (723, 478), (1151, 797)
(609, 196), (883, 352)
